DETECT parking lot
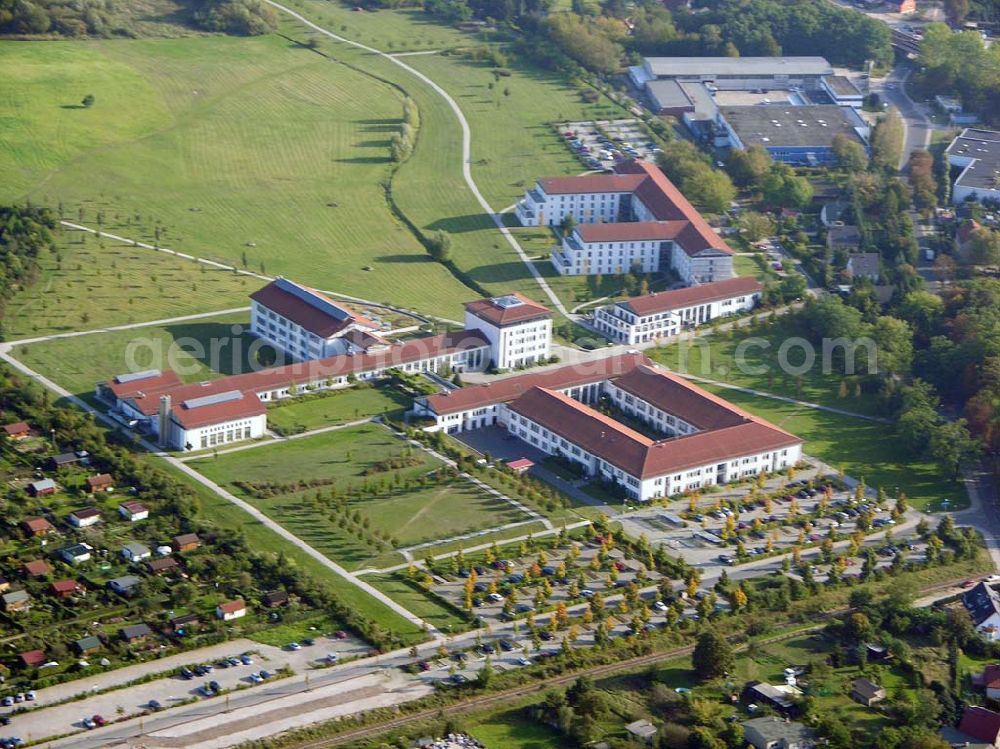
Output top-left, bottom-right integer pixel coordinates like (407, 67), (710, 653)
(0, 632), (368, 745)
(555, 119), (661, 172)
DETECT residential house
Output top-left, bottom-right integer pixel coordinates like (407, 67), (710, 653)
(85, 474), (114, 493)
(956, 706), (1000, 747)
(68, 507), (101, 528)
(262, 590), (289, 608)
(827, 224), (861, 254)
(121, 543), (152, 563)
(743, 682), (800, 715)
(118, 501), (149, 522)
(624, 719), (658, 745)
(108, 575), (142, 596)
(21, 517), (54, 537)
(216, 599), (247, 621)
(850, 677), (886, 707)
(3, 422), (30, 441)
(169, 613), (199, 635)
(146, 557), (178, 576)
(846, 253), (881, 282)
(742, 716), (815, 749)
(59, 543), (93, 565)
(49, 579), (84, 598)
(119, 623), (153, 644)
(173, 533), (201, 553)
(21, 559), (50, 579)
(964, 582), (1000, 641)
(27, 479), (57, 498)
(862, 642), (890, 662)
(976, 664), (1000, 700)
(19, 650), (46, 669)
(2, 590), (32, 612)
(73, 635), (102, 655)
(48, 451), (88, 469)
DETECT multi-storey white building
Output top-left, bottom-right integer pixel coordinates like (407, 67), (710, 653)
(414, 354), (801, 500)
(250, 277), (384, 362)
(516, 160), (734, 285)
(593, 276), (763, 344)
(463, 293), (552, 370)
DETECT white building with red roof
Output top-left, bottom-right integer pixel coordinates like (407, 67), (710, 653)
(413, 354), (800, 500)
(463, 293), (552, 370)
(250, 277), (383, 362)
(593, 276), (763, 344)
(516, 160), (734, 284)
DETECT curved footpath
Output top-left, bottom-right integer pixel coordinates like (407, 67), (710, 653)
(263, 0), (570, 318)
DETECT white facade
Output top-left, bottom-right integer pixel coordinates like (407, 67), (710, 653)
(169, 413), (267, 453)
(250, 299), (375, 363)
(463, 311), (552, 370)
(593, 288), (760, 344)
(670, 246), (733, 284)
(553, 232), (664, 276)
(515, 186), (626, 228)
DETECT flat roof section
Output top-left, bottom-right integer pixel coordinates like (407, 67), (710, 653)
(721, 105), (866, 149)
(947, 128), (1000, 192)
(644, 56), (833, 79)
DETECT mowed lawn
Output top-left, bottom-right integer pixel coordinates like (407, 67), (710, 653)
(0, 35), (473, 318)
(265, 386), (411, 433)
(12, 311), (258, 396)
(699, 385), (965, 511)
(649, 318), (883, 417)
(4, 231), (257, 339)
(190, 424), (531, 569)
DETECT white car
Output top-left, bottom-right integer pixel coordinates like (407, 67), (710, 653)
(653, 600), (668, 612)
(325, 653), (338, 663)
(487, 593), (504, 603)
(517, 657), (531, 666)
(287, 642), (301, 651)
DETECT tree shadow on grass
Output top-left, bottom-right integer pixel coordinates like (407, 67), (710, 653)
(424, 214), (495, 234)
(60, 104), (87, 110)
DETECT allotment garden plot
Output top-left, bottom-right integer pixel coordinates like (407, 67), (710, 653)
(188, 423), (540, 571)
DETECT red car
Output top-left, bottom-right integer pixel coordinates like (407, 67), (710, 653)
(92, 715), (107, 727)
(333, 630), (348, 640)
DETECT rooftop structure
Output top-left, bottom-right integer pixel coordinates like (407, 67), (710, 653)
(640, 56), (833, 80)
(719, 105), (869, 165)
(946, 128), (1000, 204)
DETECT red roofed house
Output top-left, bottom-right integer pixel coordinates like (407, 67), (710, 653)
(593, 276), (763, 344)
(118, 501), (149, 522)
(414, 354), (801, 501)
(957, 705), (1000, 746)
(3, 422), (30, 441)
(464, 294), (552, 370)
(216, 599), (247, 621)
(19, 650), (46, 669)
(86, 474), (114, 493)
(49, 579), (85, 598)
(517, 159), (734, 284)
(250, 277), (382, 363)
(173, 533), (201, 553)
(21, 559), (50, 579)
(21, 517), (55, 537)
(978, 664), (1000, 700)
(506, 458), (535, 473)
(68, 507), (101, 528)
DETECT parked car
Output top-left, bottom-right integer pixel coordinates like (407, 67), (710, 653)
(147, 700), (162, 711)
(92, 715), (107, 727)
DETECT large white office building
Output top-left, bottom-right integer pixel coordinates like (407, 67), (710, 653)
(463, 293), (553, 370)
(593, 276), (763, 344)
(516, 160), (734, 285)
(414, 354), (802, 501)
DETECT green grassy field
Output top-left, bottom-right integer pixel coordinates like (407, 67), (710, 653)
(649, 318), (883, 417)
(698, 385), (964, 511)
(4, 231), (258, 339)
(1, 34), (473, 318)
(12, 310), (255, 395)
(366, 575), (470, 633)
(265, 385), (410, 434)
(189, 424), (533, 569)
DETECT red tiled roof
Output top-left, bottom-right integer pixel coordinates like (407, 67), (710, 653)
(122, 331), (491, 418)
(507, 385), (798, 479)
(538, 173), (646, 195)
(105, 370), (182, 401)
(464, 293), (552, 327)
(3, 422), (29, 436)
(612, 365), (753, 430)
(22, 560), (50, 576)
(420, 353), (650, 416)
(19, 649), (45, 667)
(616, 160), (733, 257)
(170, 391), (267, 430)
(575, 221), (687, 243)
(983, 664), (1000, 688)
(71, 507), (101, 520)
(50, 579), (81, 594)
(622, 277), (763, 317)
(218, 599), (246, 614)
(960, 706), (1000, 743)
(21, 517), (53, 533)
(86, 474), (113, 489)
(119, 501), (148, 514)
(506, 458), (535, 470)
(250, 279), (377, 339)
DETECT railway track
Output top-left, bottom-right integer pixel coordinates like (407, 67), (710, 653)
(286, 574), (974, 748)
